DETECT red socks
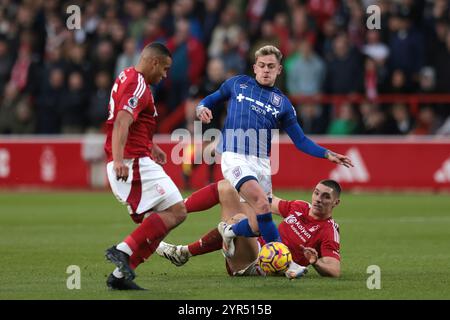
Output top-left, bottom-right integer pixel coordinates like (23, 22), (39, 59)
(184, 182), (219, 213)
(124, 213), (168, 269)
(188, 228), (223, 256)
(129, 236), (164, 270)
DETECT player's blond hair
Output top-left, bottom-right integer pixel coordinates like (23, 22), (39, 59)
(254, 45), (283, 63)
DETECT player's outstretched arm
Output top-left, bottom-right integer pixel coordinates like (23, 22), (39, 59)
(301, 245), (340, 277)
(285, 123), (353, 168)
(271, 196), (282, 216)
(196, 80), (232, 123)
(325, 150), (353, 168)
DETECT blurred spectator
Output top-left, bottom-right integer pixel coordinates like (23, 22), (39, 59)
(297, 103), (328, 134)
(307, 0), (339, 32)
(391, 103), (414, 134)
(432, 31), (450, 93)
(388, 69), (410, 94)
(411, 106), (444, 135)
(0, 36), (14, 95)
(273, 12), (291, 56)
(219, 37), (246, 75)
(362, 30), (390, 65)
(346, 0), (365, 49)
(60, 71), (87, 134)
(249, 20), (281, 63)
(115, 38), (140, 78)
(286, 40), (326, 96)
(208, 5), (242, 58)
(142, 13), (167, 48)
(91, 40), (117, 79)
(290, 5), (317, 48)
(388, 13), (424, 89)
(86, 71), (111, 133)
(360, 102), (399, 135)
(9, 32), (32, 92)
(166, 18), (206, 111)
(200, 0), (222, 47)
(125, 0), (147, 41)
(324, 33), (363, 94)
(35, 67), (65, 134)
(327, 103), (361, 135)
(418, 66), (436, 94)
(0, 83), (34, 134)
(364, 57), (378, 100)
(317, 18), (339, 60)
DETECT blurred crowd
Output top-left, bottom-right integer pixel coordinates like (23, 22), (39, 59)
(0, 0), (450, 136)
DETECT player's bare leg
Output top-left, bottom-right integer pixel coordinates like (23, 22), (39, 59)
(157, 180), (259, 267)
(219, 179), (280, 257)
(223, 214), (260, 274)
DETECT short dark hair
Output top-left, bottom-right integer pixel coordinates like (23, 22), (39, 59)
(319, 179), (342, 197)
(144, 42), (172, 58)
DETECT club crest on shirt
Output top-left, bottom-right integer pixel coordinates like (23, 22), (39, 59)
(271, 93), (281, 107)
(232, 167), (242, 179)
(285, 215), (298, 225)
(308, 225), (320, 232)
(128, 96), (138, 109)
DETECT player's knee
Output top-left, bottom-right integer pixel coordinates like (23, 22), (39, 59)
(169, 201), (187, 224)
(218, 179), (236, 198)
(227, 213), (246, 224)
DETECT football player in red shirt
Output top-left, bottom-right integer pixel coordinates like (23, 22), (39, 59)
(157, 179), (341, 278)
(104, 43), (188, 290)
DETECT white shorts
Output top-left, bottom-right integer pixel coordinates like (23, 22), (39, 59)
(107, 157), (182, 220)
(221, 151), (272, 199)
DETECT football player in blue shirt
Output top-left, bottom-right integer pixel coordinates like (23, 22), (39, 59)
(196, 45), (353, 257)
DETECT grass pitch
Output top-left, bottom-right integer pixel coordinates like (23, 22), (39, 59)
(0, 190), (449, 300)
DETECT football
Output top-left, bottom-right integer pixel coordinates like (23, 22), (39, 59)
(258, 242), (292, 275)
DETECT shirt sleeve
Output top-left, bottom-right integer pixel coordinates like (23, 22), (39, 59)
(284, 123), (328, 158)
(279, 101), (298, 129)
(198, 76), (234, 110)
(277, 200), (310, 218)
(319, 225), (341, 261)
(117, 75), (148, 121)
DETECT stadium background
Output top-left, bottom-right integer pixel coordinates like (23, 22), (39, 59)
(0, 0), (449, 300)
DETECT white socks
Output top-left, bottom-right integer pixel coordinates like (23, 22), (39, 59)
(116, 242), (133, 256)
(113, 268), (124, 279)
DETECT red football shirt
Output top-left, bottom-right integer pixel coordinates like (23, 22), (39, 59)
(104, 67), (158, 162)
(277, 200), (341, 266)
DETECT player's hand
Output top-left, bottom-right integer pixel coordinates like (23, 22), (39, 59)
(196, 105), (213, 124)
(113, 160), (129, 182)
(326, 150), (354, 168)
(300, 245), (319, 265)
(152, 144), (167, 165)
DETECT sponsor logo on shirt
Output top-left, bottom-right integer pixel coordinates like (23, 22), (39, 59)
(285, 216), (297, 225)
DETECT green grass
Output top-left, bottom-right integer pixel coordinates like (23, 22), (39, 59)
(0, 190), (449, 300)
